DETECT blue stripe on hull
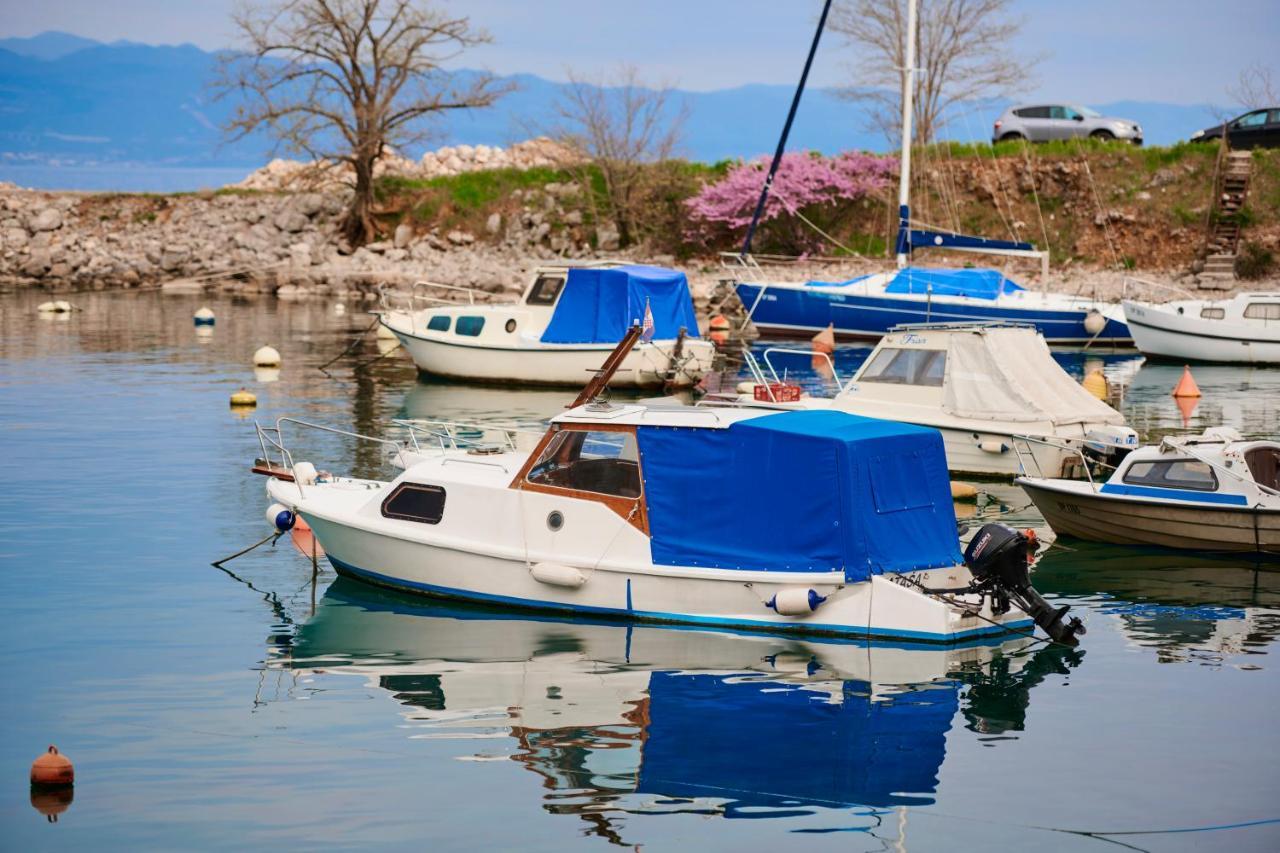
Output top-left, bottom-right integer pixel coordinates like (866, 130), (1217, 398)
(328, 555), (1035, 645)
(736, 283), (1131, 343)
(1098, 483), (1251, 506)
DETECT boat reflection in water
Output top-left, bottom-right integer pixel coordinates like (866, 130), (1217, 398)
(1033, 542), (1280, 663)
(275, 578), (1078, 832)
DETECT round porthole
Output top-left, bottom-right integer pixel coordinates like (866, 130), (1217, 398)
(505, 319), (517, 333)
(547, 511), (564, 531)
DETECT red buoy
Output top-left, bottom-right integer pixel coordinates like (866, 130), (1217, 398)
(30, 745), (74, 789)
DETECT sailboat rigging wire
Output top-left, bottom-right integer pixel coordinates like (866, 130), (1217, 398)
(740, 0), (833, 259)
(1072, 136), (1124, 270)
(1018, 138), (1053, 266)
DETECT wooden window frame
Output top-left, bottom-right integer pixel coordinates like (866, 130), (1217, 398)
(510, 423), (649, 533)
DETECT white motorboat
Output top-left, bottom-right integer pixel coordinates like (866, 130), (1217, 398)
(1017, 427), (1280, 553)
(736, 323), (1137, 478)
(251, 336), (1082, 645)
(379, 263), (715, 388)
(1122, 292), (1280, 363)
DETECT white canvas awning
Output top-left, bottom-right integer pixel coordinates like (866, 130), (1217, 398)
(942, 327), (1125, 426)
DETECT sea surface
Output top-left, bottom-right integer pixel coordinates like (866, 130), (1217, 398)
(1, 290), (1277, 851)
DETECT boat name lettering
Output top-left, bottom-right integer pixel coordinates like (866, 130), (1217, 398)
(900, 333), (926, 344)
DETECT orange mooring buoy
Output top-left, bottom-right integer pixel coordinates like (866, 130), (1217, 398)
(812, 323), (836, 355)
(30, 745), (74, 789)
(1171, 365), (1202, 398)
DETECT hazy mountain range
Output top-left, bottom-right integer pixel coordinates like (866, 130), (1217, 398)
(0, 31), (1228, 171)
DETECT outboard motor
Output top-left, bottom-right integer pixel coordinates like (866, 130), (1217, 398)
(963, 523), (1085, 647)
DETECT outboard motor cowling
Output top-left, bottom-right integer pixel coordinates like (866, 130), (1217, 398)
(964, 523), (1085, 647)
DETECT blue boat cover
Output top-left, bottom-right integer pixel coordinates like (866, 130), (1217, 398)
(540, 265), (701, 344)
(882, 266), (1024, 300)
(635, 410), (961, 580)
(637, 672), (954, 810)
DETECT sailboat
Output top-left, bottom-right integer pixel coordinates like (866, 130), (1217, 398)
(731, 0), (1130, 345)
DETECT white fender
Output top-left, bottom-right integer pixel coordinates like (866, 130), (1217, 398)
(530, 562), (587, 588)
(978, 440), (1008, 454)
(292, 461), (318, 485)
(768, 587), (826, 616)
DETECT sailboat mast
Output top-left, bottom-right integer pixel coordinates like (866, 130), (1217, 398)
(895, 0), (918, 270)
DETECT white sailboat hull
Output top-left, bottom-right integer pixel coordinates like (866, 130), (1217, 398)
(1123, 299), (1280, 364)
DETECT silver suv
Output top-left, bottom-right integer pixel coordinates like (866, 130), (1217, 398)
(993, 104), (1143, 145)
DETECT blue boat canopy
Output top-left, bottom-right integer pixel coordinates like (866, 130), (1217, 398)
(882, 267), (1024, 300)
(540, 265), (701, 344)
(635, 410), (961, 580)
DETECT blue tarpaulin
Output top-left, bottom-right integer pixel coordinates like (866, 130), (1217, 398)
(637, 673), (954, 810)
(882, 266), (1024, 300)
(540, 265), (701, 344)
(635, 410), (961, 580)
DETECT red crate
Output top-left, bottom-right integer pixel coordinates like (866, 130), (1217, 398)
(753, 382), (802, 402)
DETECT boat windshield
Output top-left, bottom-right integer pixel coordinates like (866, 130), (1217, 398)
(858, 348), (946, 387)
(526, 429), (642, 498)
(1122, 459), (1218, 492)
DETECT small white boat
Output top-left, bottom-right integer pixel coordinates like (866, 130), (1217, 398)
(1017, 427), (1280, 553)
(379, 263), (715, 388)
(251, 336), (1082, 645)
(1122, 292), (1280, 363)
(736, 323), (1137, 478)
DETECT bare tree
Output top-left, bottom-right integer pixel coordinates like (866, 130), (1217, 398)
(830, 0), (1037, 145)
(1228, 62), (1278, 109)
(218, 0), (507, 245)
(549, 66), (688, 248)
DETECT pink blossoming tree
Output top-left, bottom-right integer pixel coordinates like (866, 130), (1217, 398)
(684, 151), (897, 255)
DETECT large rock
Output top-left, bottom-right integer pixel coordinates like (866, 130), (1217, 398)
(393, 222), (414, 249)
(595, 224), (620, 251)
(29, 208), (63, 232)
(2, 227), (28, 248)
(274, 209), (310, 233)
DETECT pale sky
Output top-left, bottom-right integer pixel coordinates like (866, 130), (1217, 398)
(1, 0), (1276, 105)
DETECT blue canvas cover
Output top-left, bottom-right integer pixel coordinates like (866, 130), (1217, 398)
(882, 266), (1025, 300)
(540, 265), (701, 344)
(635, 411), (961, 580)
(637, 672), (954, 810)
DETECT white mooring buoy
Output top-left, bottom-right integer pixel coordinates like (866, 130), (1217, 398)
(253, 345), (281, 367)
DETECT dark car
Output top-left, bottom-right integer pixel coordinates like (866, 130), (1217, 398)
(1190, 107), (1280, 149)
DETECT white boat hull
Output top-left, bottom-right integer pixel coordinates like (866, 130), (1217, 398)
(1018, 478), (1280, 552)
(283, 487), (1031, 645)
(389, 323), (715, 388)
(1123, 300), (1280, 364)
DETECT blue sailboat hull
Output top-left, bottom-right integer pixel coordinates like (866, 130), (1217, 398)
(736, 282), (1131, 344)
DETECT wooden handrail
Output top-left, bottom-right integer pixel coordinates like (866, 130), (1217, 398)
(568, 324), (643, 409)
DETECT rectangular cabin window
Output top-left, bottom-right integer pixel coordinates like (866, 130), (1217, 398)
(1199, 307), (1225, 320)
(859, 348), (946, 387)
(427, 315), (451, 332)
(381, 483), (447, 523)
(455, 316), (486, 336)
(1243, 303), (1280, 321)
(526, 276), (566, 306)
(526, 429), (642, 498)
(1122, 459), (1218, 492)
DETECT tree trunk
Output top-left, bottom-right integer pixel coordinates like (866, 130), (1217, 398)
(342, 157), (378, 247)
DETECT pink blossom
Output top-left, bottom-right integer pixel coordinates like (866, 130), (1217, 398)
(684, 151), (897, 253)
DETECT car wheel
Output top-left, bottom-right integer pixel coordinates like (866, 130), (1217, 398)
(1090, 130), (1115, 141)
(999, 133), (1026, 142)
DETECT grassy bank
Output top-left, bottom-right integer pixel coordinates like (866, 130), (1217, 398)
(368, 143), (1278, 275)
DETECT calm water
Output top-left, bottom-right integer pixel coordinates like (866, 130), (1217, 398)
(1, 290), (1277, 851)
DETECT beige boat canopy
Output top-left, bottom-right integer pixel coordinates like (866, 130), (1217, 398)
(942, 327), (1126, 426)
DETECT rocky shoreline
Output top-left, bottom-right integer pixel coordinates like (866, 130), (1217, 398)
(2, 180), (1273, 308)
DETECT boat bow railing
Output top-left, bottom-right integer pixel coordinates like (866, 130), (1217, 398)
(761, 347), (843, 388)
(1010, 434), (1100, 490)
(1121, 276), (1198, 303)
(255, 417), (540, 498)
(377, 280), (496, 335)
